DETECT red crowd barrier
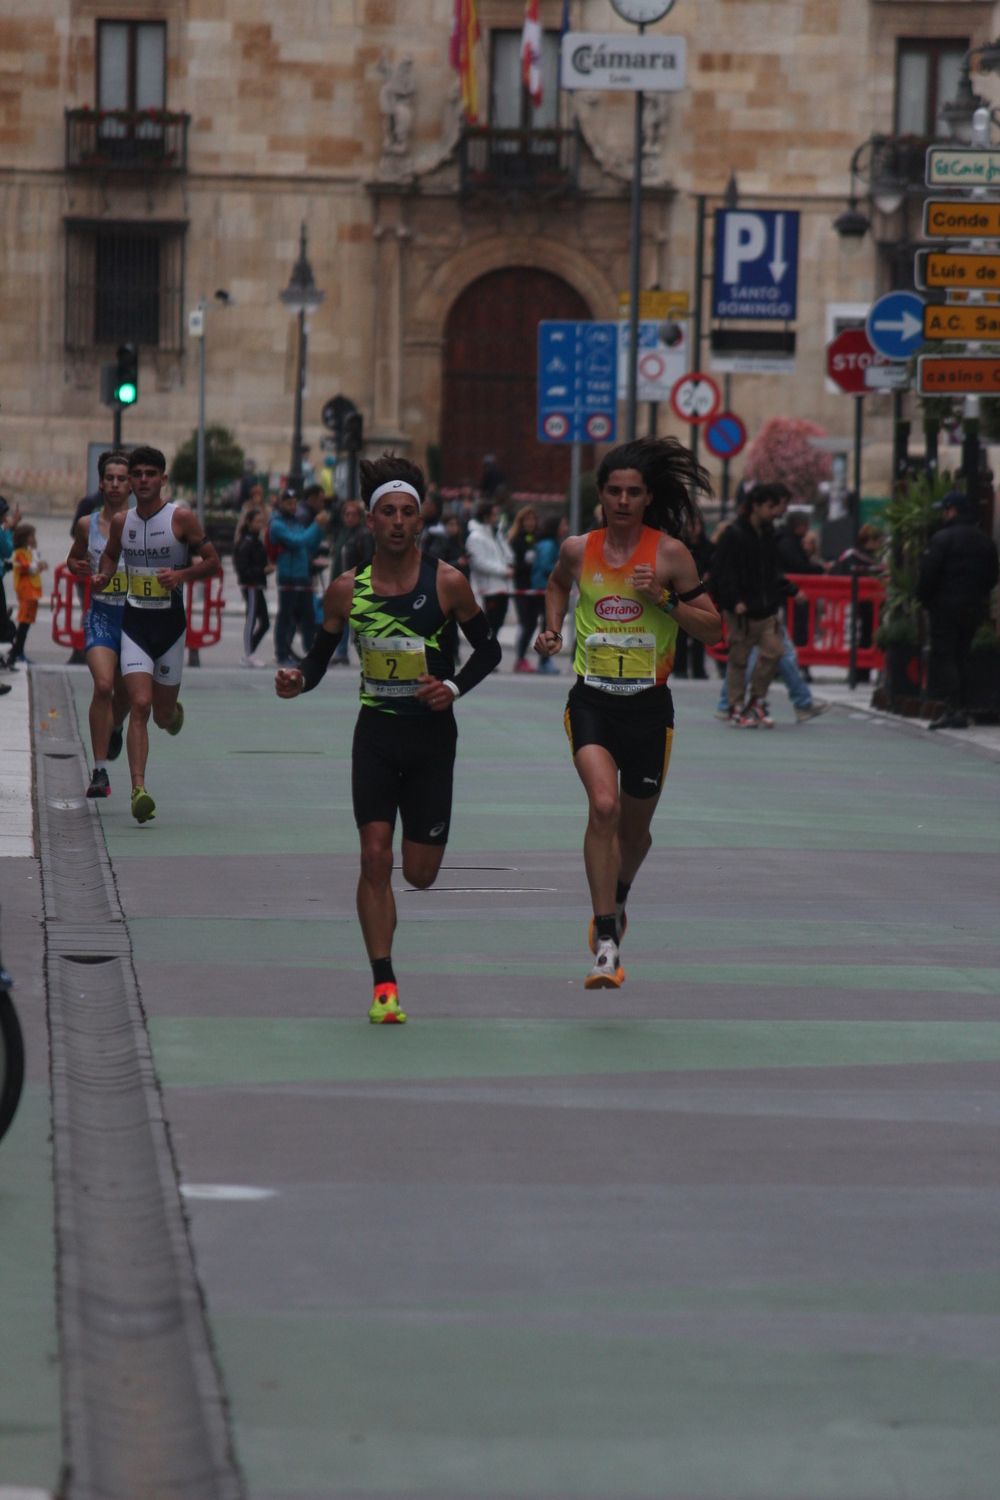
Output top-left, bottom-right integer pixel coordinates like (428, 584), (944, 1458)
(706, 573), (886, 670)
(50, 564), (226, 653)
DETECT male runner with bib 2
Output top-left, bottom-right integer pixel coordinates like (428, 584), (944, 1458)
(275, 455), (501, 1025)
(95, 446), (221, 824)
(535, 437), (721, 989)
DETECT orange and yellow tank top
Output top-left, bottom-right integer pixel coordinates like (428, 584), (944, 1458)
(572, 526), (677, 693)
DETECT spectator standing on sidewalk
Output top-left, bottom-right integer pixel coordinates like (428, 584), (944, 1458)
(0, 496), (22, 653)
(711, 484), (795, 728)
(270, 486), (327, 667)
(918, 490), (999, 730)
(5, 522), (48, 668)
(507, 505), (541, 673)
(466, 499), (514, 636)
(673, 512), (714, 679)
(233, 506), (274, 666)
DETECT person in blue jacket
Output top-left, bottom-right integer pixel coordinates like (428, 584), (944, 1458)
(269, 486), (328, 667)
(530, 515), (566, 674)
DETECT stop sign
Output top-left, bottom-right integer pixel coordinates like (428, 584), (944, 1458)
(826, 329), (891, 395)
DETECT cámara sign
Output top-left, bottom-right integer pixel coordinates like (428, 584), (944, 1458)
(560, 32), (687, 92)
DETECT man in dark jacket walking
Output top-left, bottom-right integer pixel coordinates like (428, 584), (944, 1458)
(918, 490), (999, 729)
(711, 484), (795, 727)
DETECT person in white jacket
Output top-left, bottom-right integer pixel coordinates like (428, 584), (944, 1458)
(465, 499), (513, 635)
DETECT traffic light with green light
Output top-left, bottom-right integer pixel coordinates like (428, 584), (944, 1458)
(114, 343), (139, 406)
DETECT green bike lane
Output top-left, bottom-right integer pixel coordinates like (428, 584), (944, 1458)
(70, 670), (1000, 1499)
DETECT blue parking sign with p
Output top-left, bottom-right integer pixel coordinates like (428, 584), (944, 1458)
(712, 209), (799, 322)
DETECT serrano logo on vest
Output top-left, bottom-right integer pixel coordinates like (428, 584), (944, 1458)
(595, 594), (642, 623)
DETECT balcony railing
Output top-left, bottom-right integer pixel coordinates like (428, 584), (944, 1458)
(65, 108), (190, 174)
(865, 133), (931, 196)
(458, 126), (580, 197)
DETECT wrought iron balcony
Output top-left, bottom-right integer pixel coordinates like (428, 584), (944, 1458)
(458, 126), (580, 197)
(860, 133), (932, 199)
(65, 108), (190, 174)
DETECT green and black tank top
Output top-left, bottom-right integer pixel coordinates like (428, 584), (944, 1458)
(350, 553), (455, 716)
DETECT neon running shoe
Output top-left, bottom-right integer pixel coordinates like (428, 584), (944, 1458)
(130, 786), (156, 824)
(165, 701), (184, 736)
(86, 768), (111, 799)
(588, 910), (628, 954)
(368, 983), (407, 1025)
(584, 938), (625, 990)
(108, 725), (124, 761)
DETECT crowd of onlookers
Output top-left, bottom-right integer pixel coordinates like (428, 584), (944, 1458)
(229, 474), (572, 671)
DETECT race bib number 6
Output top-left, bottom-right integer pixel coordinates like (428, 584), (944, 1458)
(584, 631), (656, 694)
(127, 569), (171, 603)
(360, 635), (427, 697)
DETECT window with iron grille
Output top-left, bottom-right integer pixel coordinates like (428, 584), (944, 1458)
(895, 37), (968, 138)
(64, 219), (186, 353)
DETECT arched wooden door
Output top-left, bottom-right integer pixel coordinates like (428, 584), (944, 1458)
(441, 267), (592, 494)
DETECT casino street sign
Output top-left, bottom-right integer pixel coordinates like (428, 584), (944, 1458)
(923, 200), (1000, 240)
(923, 304), (1000, 341)
(917, 355), (1000, 394)
(915, 248), (1000, 291)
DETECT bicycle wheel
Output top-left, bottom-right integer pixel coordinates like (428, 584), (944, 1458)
(0, 986), (25, 1143)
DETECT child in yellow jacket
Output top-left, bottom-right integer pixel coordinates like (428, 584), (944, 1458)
(7, 522), (48, 667)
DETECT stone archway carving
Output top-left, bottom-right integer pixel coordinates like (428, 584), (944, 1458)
(411, 234), (617, 340)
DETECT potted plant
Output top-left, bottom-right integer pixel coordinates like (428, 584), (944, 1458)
(874, 468), (950, 713)
(968, 616), (1000, 722)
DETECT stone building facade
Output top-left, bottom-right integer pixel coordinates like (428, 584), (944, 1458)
(0, 0), (996, 508)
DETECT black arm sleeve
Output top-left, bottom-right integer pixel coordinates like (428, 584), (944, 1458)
(298, 626), (344, 692)
(451, 610), (502, 697)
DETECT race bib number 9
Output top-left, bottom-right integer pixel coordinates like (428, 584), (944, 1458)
(584, 631), (656, 695)
(99, 570), (129, 598)
(127, 569), (171, 606)
(360, 635), (427, 698)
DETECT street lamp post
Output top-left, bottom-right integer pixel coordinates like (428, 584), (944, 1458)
(280, 223), (325, 489)
(188, 289), (232, 528)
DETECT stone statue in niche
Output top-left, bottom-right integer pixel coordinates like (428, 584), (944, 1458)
(377, 55), (416, 157)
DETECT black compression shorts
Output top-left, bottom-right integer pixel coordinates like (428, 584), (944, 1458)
(563, 679), (674, 800)
(351, 705), (458, 844)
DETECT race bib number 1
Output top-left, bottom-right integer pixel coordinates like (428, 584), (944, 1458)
(583, 632), (656, 694)
(360, 635), (427, 697)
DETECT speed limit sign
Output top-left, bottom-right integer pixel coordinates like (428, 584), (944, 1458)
(669, 372), (721, 426)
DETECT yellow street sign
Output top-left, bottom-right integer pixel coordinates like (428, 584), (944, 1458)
(924, 304), (1000, 340)
(918, 355), (1000, 393)
(617, 290), (689, 318)
(923, 200), (1000, 239)
(919, 249), (1000, 288)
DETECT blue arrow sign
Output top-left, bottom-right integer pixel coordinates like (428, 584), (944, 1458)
(866, 291), (925, 362)
(538, 321), (618, 445)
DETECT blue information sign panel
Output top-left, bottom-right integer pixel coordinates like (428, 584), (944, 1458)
(537, 321), (618, 444)
(712, 209), (800, 322)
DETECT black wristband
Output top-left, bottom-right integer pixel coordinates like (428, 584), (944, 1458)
(299, 627), (343, 692)
(677, 582), (707, 604)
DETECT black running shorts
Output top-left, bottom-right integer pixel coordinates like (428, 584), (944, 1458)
(351, 705), (458, 844)
(563, 679), (674, 800)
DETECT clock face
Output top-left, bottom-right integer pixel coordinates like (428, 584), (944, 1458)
(610, 0), (676, 22)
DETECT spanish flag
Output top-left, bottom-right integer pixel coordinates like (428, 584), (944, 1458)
(450, 0), (481, 123)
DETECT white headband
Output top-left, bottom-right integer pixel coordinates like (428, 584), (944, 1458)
(368, 480), (421, 510)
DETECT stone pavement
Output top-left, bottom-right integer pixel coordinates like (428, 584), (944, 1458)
(2, 646), (999, 1500)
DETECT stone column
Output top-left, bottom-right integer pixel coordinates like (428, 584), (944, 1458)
(371, 193), (410, 444)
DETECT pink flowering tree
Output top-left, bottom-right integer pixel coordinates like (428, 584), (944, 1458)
(742, 418), (833, 505)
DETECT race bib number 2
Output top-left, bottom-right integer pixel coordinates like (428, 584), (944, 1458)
(360, 635), (427, 697)
(584, 632), (656, 695)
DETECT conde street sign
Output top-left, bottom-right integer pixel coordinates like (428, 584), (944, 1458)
(926, 147), (1000, 189)
(560, 32), (687, 91)
(923, 200), (1000, 239)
